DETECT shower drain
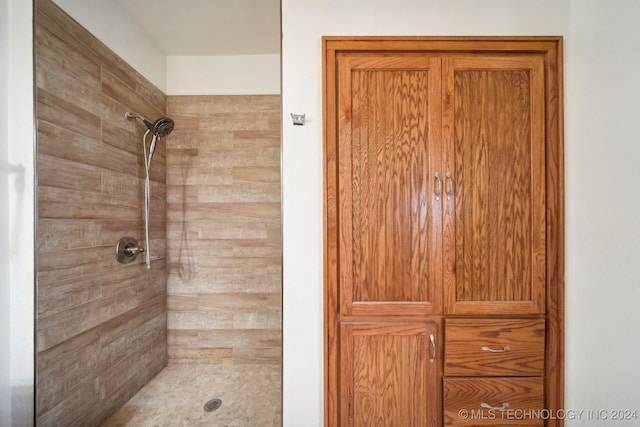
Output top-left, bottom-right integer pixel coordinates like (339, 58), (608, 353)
(204, 398), (222, 412)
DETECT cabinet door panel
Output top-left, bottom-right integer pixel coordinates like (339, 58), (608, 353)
(340, 322), (439, 427)
(337, 54), (442, 316)
(443, 55), (546, 315)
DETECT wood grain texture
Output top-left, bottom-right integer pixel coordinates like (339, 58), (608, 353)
(340, 323), (438, 427)
(443, 377), (544, 426)
(444, 318), (545, 376)
(337, 55), (442, 317)
(166, 95), (281, 365)
(35, 0), (167, 425)
(443, 55), (546, 316)
(544, 39), (565, 427)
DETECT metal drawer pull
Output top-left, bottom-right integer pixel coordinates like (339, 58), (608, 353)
(481, 345), (510, 353)
(434, 172), (442, 201)
(429, 334), (436, 364)
(481, 402), (510, 411)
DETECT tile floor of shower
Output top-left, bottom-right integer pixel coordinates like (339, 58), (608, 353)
(100, 364), (281, 426)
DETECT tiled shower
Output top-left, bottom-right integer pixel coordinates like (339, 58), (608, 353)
(34, 0), (281, 425)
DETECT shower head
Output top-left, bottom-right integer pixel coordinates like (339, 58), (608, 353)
(152, 117), (175, 138)
(125, 112), (174, 138)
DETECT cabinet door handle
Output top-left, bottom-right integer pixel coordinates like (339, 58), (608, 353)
(481, 345), (511, 353)
(445, 172), (453, 200)
(481, 402), (510, 411)
(429, 334), (436, 364)
(434, 172), (442, 201)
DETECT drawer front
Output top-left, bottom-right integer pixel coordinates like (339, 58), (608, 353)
(443, 377), (544, 426)
(445, 318), (545, 376)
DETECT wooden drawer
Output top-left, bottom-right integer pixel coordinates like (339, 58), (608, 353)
(443, 377), (544, 426)
(444, 318), (545, 376)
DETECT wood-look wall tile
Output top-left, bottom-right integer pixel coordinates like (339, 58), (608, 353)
(167, 347), (233, 365)
(100, 95), (147, 155)
(38, 219), (145, 253)
(165, 238), (279, 260)
(99, 339), (166, 401)
(167, 273), (282, 295)
(232, 310), (281, 330)
(168, 329), (281, 348)
(35, 24), (101, 90)
(167, 95), (280, 114)
(166, 202), (278, 222)
(37, 120), (136, 175)
(38, 186), (139, 220)
(36, 328), (101, 414)
(134, 73), (166, 115)
(167, 167), (233, 186)
(197, 292), (280, 311)
(168, 307), (280, 331)
(35, 1), (167, 423)
(37, 274), (102, 318)
(166, 94), (281, 365)
(101, 69), (163, 124)
(231, 132), (281, 150)
(167, 310), (235, 330)
(233, 166), (280, 184)
(37, 62), (103, 118)
(99, 313), (166, 374)
(232, 347), (281, 365)
(169, 114), (200, 132)
(37, 290), (139, 352)
(99, 301), (165, 357)
(37, 89), (101, 140)
(35, 374), (100, 427)
(196, 182), (280, 203)
(37, 154), (102, 192)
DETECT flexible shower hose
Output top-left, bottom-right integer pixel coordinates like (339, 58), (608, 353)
(142, 129), (159, 269)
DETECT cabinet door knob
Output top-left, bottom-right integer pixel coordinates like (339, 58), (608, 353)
(434, 172), (442, 201)
(481, 345), (511, 353)
(429, 334), (436, 364)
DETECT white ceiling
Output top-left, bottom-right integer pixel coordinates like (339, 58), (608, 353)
(115, 0), (281, 56)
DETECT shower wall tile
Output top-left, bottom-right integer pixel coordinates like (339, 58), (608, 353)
(35, 0), (167, 425)
(166, 95), (282, 366)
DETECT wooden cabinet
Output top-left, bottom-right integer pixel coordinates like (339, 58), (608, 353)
(324, 37), (564, 427)
(340, 322), (439, 426)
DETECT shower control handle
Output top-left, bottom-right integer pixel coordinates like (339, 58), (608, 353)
(124, 245), (145, 256)
(116, 237), (145, 264)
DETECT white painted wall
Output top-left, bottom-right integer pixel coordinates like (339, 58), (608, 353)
(52, 0), (167, 92)
(166, 54), (280, 95)
(1, 0), (34, 425)
(565, 1), (640, 425)
(0, 0), (11, 421)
